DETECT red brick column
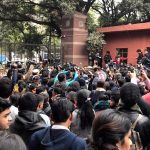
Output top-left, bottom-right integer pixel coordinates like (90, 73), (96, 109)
(61, 12), (88, 66)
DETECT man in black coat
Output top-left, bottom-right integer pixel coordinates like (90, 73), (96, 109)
(10, 92), (47, 147)
(118, 83), (150, 149)
(29, 98), (87, 150)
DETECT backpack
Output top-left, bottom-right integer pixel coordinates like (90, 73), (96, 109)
(130, 114), (143, 150)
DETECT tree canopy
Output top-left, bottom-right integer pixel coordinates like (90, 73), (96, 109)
(92, 0), (150, 27)
(1, 0), (150, 54)
(0, 0), (97, 38)
(87, 31), (105, 53)
(1, 0), (150, 39)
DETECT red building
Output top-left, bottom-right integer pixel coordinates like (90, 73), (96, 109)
(97, 22), (150, 65)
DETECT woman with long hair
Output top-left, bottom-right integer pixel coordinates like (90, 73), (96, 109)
(90, 109), (132, 150)
(71, 89), (95, 139)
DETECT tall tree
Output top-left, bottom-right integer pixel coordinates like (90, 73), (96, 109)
(0, 0), (78, 37)
(92, 0), (150, 27)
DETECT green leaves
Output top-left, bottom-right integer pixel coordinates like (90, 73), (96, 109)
(92, 0), (150, 27)
(87, 32), (105, 53)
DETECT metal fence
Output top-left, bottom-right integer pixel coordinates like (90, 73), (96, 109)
(0, 42), (61, 65)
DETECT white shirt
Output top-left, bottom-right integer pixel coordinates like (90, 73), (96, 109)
(52, 125), (69, 131)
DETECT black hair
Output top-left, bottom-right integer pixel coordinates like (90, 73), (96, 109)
(51, 98), (74, 123)
(41, 77), (49, 85)
(138, 84), (145, 96)
(39, 92), (49, 105)
(77, 89), (94, 129)
(53, 87), (62, 95)
(0, 131), (27, 150)
(137, 49), (142, 52)
(50, 70), (58, 78)
(36, 86), (46, 94)
(120, 83), (141, 108)
(125, 75), (131, 82)
(93, 93), (110, 112)
(9, 93), (20, 107)
(41, 69), (49, 77)
(93, 67), (99, 72)
(67, 91), (77, 105)
(28, 83), (36, 92)
(67, 81), (80, 92)
(117, 78), (125, 87)
(17, 73), (23, 81)
(111, 90), (120, 102)
(96, 80), (105, 88)
(78, 78), (86, 87)
(35, 94), (44, 104)
(47, 79), (54, 88)
(18, 80), (26, 93)
(0, 97), (11, 113)
(39, 92), (51, 115)
(18, 92), (38, 111)
(91, 109), (131, 150)
(58, 73), (65, 82)
(0, 77), (13, 98)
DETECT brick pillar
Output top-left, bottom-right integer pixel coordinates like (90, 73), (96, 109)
(62, 12), (88, 66)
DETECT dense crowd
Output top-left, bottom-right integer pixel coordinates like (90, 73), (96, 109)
(0, 54), (150, 150)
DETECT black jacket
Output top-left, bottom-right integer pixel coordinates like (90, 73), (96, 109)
(118, 107), (150, 148)
(10, 110), (47, 147)
(104, 54), (112, 64)
(29, 127), (86, 150)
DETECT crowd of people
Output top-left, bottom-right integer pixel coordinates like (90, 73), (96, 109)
(0, 52), (150, 150)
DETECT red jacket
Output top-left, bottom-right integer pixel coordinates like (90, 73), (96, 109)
(142, 92), (150, 104)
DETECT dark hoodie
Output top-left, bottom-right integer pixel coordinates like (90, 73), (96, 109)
(29, 127), (86, 150)
(10, 111), (47, 147)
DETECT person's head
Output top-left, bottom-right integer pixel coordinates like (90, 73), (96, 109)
(117, 78), (125, 87)
(0, 131), (27, 150)
(92, 109), (132, 150)
(120, 83), (141, 108)
(39, 92), (49, 110)
(137, 49), (142, 53)
(9, 93), (20, 107)
(0, 77), (13, 99)
(51, 98), (74, 127)
(52, 87), (62, 96)
(78, 78), (86, 89)
(41, 77), (49, 86)
(77, 89), (91, 109)
(32, 75), (40, 84)
(110, 89), (120, 108)
(28, 83), (37, 94)
(77, 89), (94, 129)
(41, 69), (49, 77)
(0, 98), (12, 129)
(96, 80), (105, 88)
(17, 73), (24, 81)
(18, 92), (38, 112)
(58, 73), (66, 82)
(36, 86), (46, 94)
(18, 80), (26, 93)
(94, 94), (110, 112)
(66, 91), (77, 106)
(35, 94), (44, 111)
(106, 51), (110, 54)
(67, 81), (80, 92)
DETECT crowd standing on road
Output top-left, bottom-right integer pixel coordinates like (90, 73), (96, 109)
(0, 51), (150, 150)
